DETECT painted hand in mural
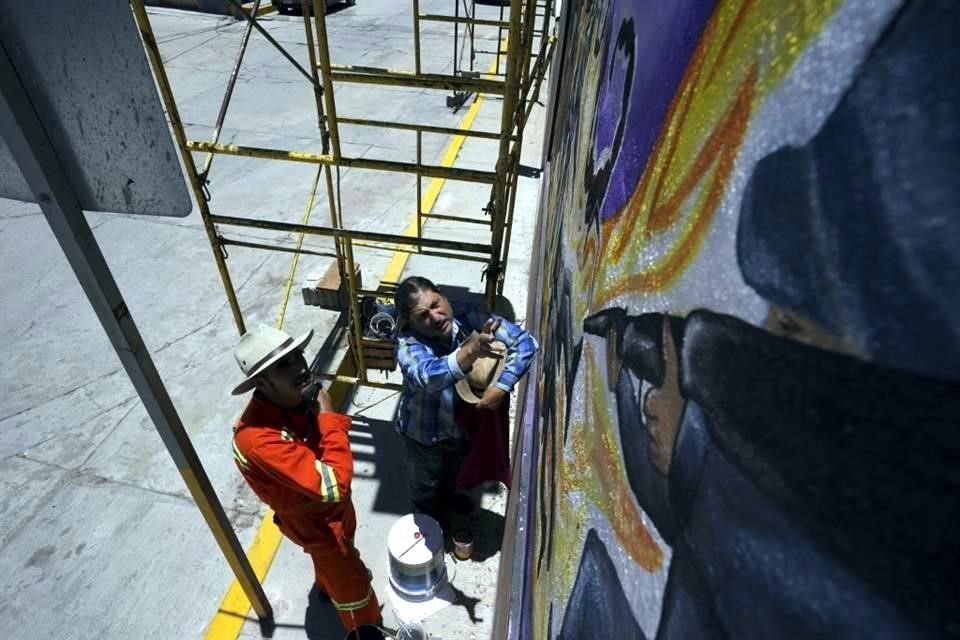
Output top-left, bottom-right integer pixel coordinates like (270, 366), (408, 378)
(582, 308), (686, 481)
(643, 317), (684, 476)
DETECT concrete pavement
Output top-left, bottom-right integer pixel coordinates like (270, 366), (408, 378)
(0, 3), (546, 639)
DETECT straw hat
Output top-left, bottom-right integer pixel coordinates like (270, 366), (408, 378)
(231, 324), (313, 395)
(455, 341), (507, 403)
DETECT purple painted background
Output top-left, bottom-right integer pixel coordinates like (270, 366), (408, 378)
(593, 0), (716, 221)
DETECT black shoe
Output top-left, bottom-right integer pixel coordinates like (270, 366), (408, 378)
(436, 513), (452, 537)
(345, 625), (385, 640)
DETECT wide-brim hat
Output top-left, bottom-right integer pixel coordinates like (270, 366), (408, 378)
(231, 324), (313, 395)
(455, 341), (507, 404)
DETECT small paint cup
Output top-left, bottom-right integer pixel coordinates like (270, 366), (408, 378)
(452, 529), (474, 561)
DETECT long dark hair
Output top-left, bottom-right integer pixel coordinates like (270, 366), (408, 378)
(394, 276), (440, 330)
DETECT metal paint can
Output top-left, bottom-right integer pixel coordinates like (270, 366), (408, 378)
(452, 529), (474, 561)
(387, 514), (447, 601)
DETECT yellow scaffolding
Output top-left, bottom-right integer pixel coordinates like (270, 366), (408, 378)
(132, 0), (554, 388)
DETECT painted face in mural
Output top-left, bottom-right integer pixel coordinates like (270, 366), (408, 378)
(407, 290), (454, 341)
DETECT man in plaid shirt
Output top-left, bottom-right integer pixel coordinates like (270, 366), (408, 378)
(393, 276), (538, 528)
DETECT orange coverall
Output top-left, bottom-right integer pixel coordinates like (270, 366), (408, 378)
(232, 392), (380, 631)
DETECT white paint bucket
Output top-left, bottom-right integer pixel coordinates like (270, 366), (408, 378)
(387, 513), (447, 602)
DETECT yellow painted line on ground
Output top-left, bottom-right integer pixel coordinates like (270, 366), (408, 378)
(380, 45), (505, 285)
(204, 39), (506, 640)
(204, 515), (283, 639)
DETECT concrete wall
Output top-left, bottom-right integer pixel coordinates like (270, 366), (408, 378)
(517, 0), (960, 638)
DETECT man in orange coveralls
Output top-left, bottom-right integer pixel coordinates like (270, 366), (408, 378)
(230, 324), (381, 635)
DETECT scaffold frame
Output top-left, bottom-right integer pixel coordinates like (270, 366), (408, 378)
(132, 0), (554, 394)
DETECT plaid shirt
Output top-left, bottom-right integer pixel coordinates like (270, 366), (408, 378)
(395, 308), (538, 444)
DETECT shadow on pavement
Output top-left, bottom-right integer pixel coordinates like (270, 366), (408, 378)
(305, 584), (343, 640)
(347, 416), (411, 516)
(448, 583), (484, 625)
(445, 506), (506, 563)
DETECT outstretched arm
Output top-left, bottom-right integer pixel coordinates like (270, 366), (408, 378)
(488, 313), (540, 391)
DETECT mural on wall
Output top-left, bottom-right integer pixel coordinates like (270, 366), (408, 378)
(524, 0), (960, 638)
